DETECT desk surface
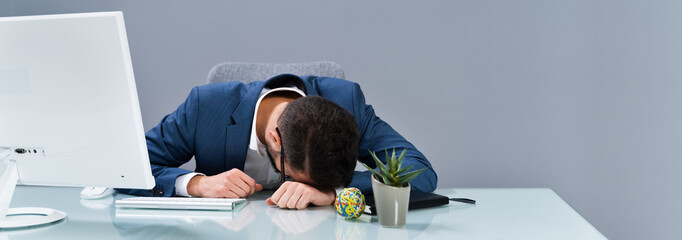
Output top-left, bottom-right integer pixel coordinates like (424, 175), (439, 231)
(3, 186), (605, 240)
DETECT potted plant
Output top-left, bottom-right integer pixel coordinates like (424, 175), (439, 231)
(362, 148), (425, 227)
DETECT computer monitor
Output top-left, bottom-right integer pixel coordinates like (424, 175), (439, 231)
(0, 12), (155, 228)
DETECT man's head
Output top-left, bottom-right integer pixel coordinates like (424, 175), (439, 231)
(266, 96), (359, 191)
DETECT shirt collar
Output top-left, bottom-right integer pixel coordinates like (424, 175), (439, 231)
(248, 86), (306, 156)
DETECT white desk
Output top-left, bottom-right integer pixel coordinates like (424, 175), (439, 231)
(2, 186), (605, 239)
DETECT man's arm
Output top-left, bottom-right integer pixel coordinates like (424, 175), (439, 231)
(347, 83), (438, 194)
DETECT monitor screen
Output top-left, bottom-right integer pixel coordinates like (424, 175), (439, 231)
(0, 12), (155, 190)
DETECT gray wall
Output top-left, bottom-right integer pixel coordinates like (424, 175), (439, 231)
(3, 1), (681, 239)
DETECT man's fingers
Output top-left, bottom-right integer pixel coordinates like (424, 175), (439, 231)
(224, 169), (258, 197)
(270, 183), (286, 204)
(235, 170), (258, 196)
(287, 190), (303, 209)
(234, 170), (257, 187)
(278, 187), (295, 208)
(248, 184), (263, 196)
(296, 197), (310, 210)
(266, 198), (276, 206)
(231, 179), (251, 197)
(228, 182), (248, 198)
(224, 189), (240, 199)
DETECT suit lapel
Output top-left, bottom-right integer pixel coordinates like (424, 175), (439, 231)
(224, 82), (263, 171)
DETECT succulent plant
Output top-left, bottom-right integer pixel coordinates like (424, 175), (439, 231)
(362, 148), (426, 187)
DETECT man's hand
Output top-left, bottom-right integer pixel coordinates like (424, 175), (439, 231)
(187, 168), (263, 198)
(265, 181), (335, 209)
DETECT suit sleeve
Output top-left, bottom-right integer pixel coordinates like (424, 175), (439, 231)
(117, 87), (200, 197)
(347, 83), (438, 194)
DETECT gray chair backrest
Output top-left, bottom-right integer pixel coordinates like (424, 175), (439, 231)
(206, 61), (345, 84)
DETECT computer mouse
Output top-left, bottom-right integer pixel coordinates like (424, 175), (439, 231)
(80, 187), (114, 199)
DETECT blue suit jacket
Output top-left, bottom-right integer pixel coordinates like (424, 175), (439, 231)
(119, 74), (437, 197)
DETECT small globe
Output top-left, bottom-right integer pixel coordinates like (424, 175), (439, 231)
(334, 187), (365, 220)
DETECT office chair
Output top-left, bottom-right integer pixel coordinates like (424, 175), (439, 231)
(206, 61), (345, 84)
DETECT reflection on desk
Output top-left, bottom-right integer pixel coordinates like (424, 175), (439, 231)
(4, 186), (605, 240)
(266, 205), (333, 234)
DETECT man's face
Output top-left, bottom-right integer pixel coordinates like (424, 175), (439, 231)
(265, 141), (281, 174)
(265, 141), (313, 185)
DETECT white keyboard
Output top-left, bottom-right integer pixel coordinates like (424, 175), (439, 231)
(115, 197), (247, 211)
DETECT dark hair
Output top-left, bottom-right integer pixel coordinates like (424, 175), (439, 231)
(278, 96), (359, 191)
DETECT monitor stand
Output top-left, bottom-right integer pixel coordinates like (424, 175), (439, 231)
(0, 153), (67, 229)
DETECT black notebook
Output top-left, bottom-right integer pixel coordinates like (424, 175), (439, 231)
(363, 191), (449, 215)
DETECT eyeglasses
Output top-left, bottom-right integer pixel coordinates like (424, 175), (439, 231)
(275, 127), (286, 183)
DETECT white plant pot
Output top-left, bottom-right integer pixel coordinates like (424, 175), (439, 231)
(371, 175), (410, 227)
